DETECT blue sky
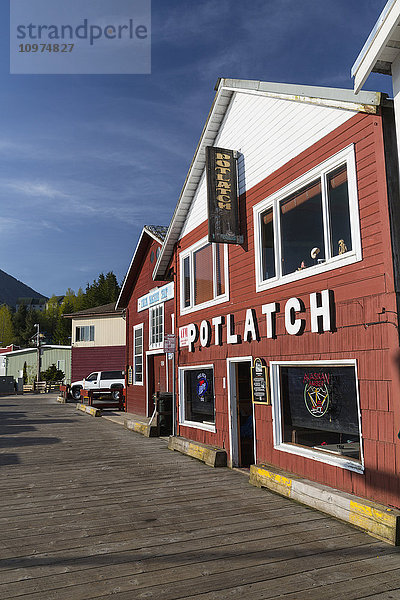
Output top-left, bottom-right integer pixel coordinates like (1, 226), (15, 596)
(1, 0), (392, 297)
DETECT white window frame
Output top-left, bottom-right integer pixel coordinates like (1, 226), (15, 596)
(133, 323), (144, 386)
(270, 359), (364, 474)
(149, 303), (164, 350)
(178, 364), (216, 432)
(253, 145), (362, 292)
(179, 236), (229, 315)
(75, 325), (95, 342)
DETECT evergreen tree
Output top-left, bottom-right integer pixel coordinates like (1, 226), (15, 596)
(12, 304), (28, 347)
(0, 304), (14, 346)
(54, 296), (74, 345)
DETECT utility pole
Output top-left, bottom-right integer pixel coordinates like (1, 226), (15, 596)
(34, 323), (41, 383)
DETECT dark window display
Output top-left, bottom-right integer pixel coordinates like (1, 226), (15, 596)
(280, 365), (361, 460)
(183, 368), (215, 425)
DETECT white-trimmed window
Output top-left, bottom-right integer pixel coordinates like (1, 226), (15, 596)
(75, 325), (94, 342)
(270, 360), (363, 473)
(133, 324), (143, 385)
(180, 236), (229, 314)
(149, 304), (164, 349)
(179, 365), (216, 432)
(254, 146), (362, 291)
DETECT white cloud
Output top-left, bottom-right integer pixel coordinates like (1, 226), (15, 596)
(6, 181), (70, 199)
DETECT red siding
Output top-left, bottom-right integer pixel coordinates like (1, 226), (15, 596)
(124, 236), (175, 416)
(175, 111), (400, 509)
(71, 346), (125, 382)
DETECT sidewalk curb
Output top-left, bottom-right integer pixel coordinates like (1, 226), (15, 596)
(76, 403), (101, 417)
(250, 463), (400, 546)
(124, 418), (158, 437)
(168, 436), (227, 467)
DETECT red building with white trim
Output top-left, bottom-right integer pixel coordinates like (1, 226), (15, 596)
(154, 78), (400, 509)
(117, 225), (175, 416)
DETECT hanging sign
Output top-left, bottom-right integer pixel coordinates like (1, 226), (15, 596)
(206, 146), (243, 245)
(138, 281), (174, 312)
(164, 334), (176, 353)
(251, 358), (270, 404)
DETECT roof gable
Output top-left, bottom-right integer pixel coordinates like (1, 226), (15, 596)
(116, 225), (167, 309)
(153, 78), (383, 280)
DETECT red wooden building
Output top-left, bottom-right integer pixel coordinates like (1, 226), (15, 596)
(153, 78), (400, 510)
(116, 225), (175, 416)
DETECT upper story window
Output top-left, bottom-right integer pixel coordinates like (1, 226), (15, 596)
(254, 146), (362, 292)
(75, 325), (94, 342)
(133, 324), (143, 384)
(180, 237), (229, 314)
(149, 304), (163, 349)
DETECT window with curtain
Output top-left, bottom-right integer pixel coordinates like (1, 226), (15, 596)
(75, 325), (94, 342)
(180, 238), (228, 312)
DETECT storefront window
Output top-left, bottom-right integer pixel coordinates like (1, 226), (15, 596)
(271, 361), (362, 470)
(180, 237), (228, 313)
(254, 147), (361, 290)
(179, 366), (215, 429)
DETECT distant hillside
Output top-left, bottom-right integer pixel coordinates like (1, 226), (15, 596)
(0, 269), (47, 308)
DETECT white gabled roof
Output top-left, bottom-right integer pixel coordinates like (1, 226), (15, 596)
(153, 78), (383, 281)
(352, 0), (400, 93)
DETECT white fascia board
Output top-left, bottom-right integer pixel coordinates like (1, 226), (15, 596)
(352, 0), (400, 93)
(222, 84), (380, 114)
(223, 78), (381, 109)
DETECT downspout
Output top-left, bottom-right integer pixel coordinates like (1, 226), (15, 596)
(173, 243), (179, 437)
(382, 104), (400, 344)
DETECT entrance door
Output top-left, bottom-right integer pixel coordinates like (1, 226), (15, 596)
(153, 354), (167, 394)
(148, 353), (167, 414)
(228, 359), (255, 468)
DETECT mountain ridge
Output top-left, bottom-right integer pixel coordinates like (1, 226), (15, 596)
(0, 269), (48, 308)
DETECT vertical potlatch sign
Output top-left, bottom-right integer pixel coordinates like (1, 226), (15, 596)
(206, 146), (242, 244)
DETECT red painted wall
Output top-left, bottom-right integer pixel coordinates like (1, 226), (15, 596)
(71, 345), (125, 382)
(125, 236), (175, 416)
(175, 111), (400, 509)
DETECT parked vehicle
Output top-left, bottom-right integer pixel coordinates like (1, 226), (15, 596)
(70, 370), (124, 401)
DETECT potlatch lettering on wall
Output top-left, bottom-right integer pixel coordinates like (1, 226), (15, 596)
(206, 146), (242, 245)
(182, 289), (335, 352)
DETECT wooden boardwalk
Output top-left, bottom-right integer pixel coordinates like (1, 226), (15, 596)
(1, 394), (400, 600)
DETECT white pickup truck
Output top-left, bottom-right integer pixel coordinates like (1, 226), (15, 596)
(70, 370), (125, 401)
